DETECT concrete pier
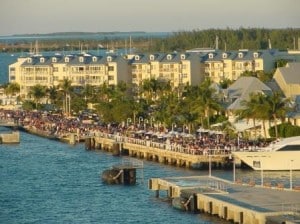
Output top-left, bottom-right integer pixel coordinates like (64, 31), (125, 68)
(85, 134), (232, 169)
(149, 176), (300, 224)
(0, 131), (20, 144)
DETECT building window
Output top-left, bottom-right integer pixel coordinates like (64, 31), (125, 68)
(167, 54), (172, 60)
(107, 56), (112, 62)
(253, 52), (258, 58)
(222, 53), (227, 59)
(108, 66), (114, 71)
(238, 52), (243, 58)
(65, 57), (69, 63)
(52, 57), (57, 63)
(27, 58), (32, 63)
(135, 55), (140, 61)
(53, 67), (58, 72)
(149, 55), (155, 60)
(92, 56), (97, 62)
(208, 53), (213, 59)
(180, 54), (186, 60)
(40, 57), (45, 63)
(79, 57), (84, 63)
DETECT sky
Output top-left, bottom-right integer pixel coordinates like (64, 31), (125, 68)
(0, 0), (299, 36)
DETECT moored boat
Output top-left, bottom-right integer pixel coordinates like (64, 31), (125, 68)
(233, 136), (300, 171)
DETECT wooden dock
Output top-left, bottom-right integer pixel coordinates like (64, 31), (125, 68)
(85, 134), (233, 169)
(148, 176), (300, 224)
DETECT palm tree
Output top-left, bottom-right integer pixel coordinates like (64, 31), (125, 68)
(59, 78), (73, 115)
(29, 84), (46, 109)
(4, 82), (20, 96)
(47, 86), (59, 105)
(265, 92), (290, 139)
(236, 92), (264, 139)
(197, 79), (221, 128)
(4, 82), (21, 104)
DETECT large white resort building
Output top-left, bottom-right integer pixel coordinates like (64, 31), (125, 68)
(8, 49), (280, 98)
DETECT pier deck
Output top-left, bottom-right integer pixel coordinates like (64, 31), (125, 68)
(149, 176), (300, 224)
(86, 135), (232, 169)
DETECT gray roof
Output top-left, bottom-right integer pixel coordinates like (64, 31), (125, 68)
(20, 53), (124, 66)
(277, 62), (300, 84)
(129, 52), (197, 64)
(226, 77), (272, 110)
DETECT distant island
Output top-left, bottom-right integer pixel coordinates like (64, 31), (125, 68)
(11, 31), (148, 37)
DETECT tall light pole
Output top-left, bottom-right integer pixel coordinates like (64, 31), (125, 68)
(127, 118), (131, 127)
(260, 161), (264, 187)
(290, 160), (293, 190)
(172, 122), (176, 132)
(144, 119), (148, 130)
(209, 151), (212, 177)
(139, 116), (143, 127)
(233, 155), (236, 183)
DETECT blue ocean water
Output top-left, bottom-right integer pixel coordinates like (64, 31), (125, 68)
(0, 129), (229, 224)
(0, 53), (20, 84)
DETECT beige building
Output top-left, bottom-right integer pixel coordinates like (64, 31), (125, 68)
(273, 62), (300, 98)
(204, 50), (274, 83)
(9, 54), (130, 97)
(9, 50), (277, 98)
(130, 52), (204, 88)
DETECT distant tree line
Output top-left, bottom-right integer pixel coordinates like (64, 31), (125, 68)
(2, 28), (300, 53)
(150, 28), (300, 52)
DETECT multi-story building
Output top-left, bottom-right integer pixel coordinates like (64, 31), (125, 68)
(9, 50), (278, 98)
(130, 52), (204, 88)
(9, 54), (130, 97)
(204, 50), (275, 83)
(273, 62), (300, 98)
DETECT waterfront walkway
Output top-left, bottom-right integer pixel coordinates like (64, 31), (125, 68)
(149, 175), (300, 224)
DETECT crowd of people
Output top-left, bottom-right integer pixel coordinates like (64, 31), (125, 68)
(0, 109), (270, 155)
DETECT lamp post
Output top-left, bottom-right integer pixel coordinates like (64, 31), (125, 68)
(150, 116), (155, 128)
(65, 93), (71, 117)
(260, 161), (264, 187)
(290, 160), (293, 190)
(209, 151), (212, 177)
(138, 116), (143, 127)
(144, 119), (148, 130)
(233, 155), (236, 183)
(127, 118), (131, 127)
(172, 122), (176, 132)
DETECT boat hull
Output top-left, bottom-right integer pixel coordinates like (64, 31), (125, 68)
(233, 151), (300, 171)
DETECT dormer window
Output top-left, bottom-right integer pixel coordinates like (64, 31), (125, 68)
(65, 57), (69, 63)
(238, 52), (243, 58)
(27, 58), (32, 63)
(180, 54), (186, 60)
(92, 56), (97, 62)
(222, 53), (227, 59)
(52, 57), (57, 63)
(167, 54), (172, 60)
(107, 56), (112, 62)
(149, 55), (155, 60)
(253, 52), (258, 58)
(135, 55), (140, 61)
(208, 53), (214, 59)
(40, 57), (45, 63)
(79, 56), (84, 63)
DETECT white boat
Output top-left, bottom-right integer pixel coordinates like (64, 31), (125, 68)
(233, 136), (300, 171)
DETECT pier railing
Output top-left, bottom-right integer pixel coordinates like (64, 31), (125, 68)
(0, 119), (18, 127)
(90, 131), (230, 156)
